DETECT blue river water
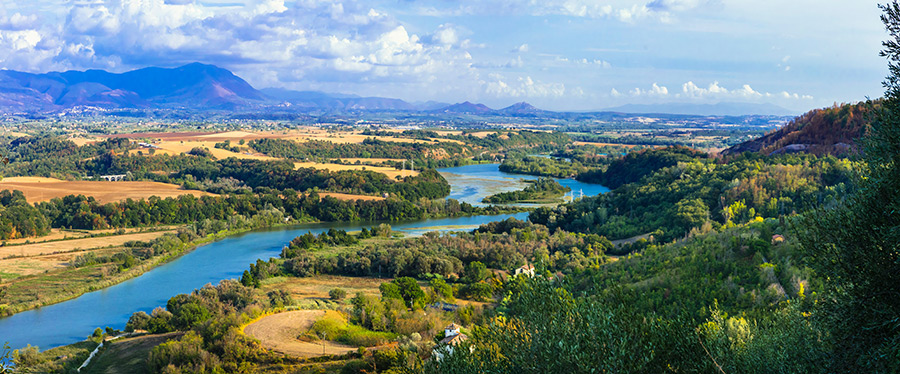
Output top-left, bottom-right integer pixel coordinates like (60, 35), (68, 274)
(0, 163), (606, 350)
(439, 163), (609, 206)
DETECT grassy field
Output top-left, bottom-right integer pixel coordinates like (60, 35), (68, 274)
(260, 275), (388, 303)
(243, 310), (358, 357)
(0, 229), (174, 259)
(0, 177), (215, 204)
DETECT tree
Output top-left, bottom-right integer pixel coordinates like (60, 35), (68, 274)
(392, 277), (426, 309)
(0, 342), (11, 374)
(380, 282), (402, 301)
(329, 288), (347, 301)
(798, 3), (900, 372)
(126, 311), (151, 332)
(462, 261), (489, 284)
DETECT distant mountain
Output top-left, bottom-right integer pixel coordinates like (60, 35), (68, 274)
(606, 102), (798, 116)
(497, 102), (545, 116)
(433, 101), (494, 114)
(722, 101), (875, 156)
(0, 63), (266, 112)
(261, 88), (416, 110)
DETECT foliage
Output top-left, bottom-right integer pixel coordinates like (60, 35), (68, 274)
(329, 288), (347, 301)
(532, 152), (852, 242)
(482, 177), (570, 204)
(794, 5), (900, 371)
(577, 145), (707, 188)
(498, 155), (593, 179)
(724, 101), (876, 156)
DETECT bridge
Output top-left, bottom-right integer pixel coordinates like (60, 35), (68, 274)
(100, 174), (126, 181)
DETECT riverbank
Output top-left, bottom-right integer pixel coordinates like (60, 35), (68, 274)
(0, 205), (526, 318)
(0, 223), (280, 317)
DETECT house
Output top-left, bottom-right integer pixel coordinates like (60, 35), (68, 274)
(432, 323), (469, 361)
(514, 264), (535, 277)
(772, 235), (785, 245)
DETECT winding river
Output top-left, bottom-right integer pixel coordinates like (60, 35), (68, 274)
(0, 164), (607, 350)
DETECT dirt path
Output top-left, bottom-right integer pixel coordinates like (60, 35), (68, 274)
(243, 310), (356, 357)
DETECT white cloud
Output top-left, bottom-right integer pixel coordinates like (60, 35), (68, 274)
(619, 81), (814, 102)
(630, 82), (668, 96)
(514, 43), (529, 53)
(482, 74), (567, 98)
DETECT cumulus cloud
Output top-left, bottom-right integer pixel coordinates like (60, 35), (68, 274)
(482, 74), (568, 98)
(630, 82), (669, 96)
(0, 0), (484, 96)
(619, 81), (814, 102)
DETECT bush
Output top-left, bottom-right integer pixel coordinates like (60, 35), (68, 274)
(329, 288), (347, 301)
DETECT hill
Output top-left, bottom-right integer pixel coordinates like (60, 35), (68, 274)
(433, 101), (494, 114)
(722, 101), (876, 156)
(0, 63), (266, 112)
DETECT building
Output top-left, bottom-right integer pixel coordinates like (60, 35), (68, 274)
(514, 264), (535, 277)
(432, 323), (469, 361)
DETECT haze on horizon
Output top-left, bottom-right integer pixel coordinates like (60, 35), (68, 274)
(0, 0), (887, 112)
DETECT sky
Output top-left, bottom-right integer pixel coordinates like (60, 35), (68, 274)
(0, 0), (889, 111)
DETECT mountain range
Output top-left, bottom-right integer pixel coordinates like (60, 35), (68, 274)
(0, 63), (794, 116)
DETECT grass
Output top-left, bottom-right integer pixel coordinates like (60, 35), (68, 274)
(308, 311), (396, 347)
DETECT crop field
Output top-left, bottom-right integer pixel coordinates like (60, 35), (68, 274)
(243, 310), (356, 357)
(317, 192), (386, 201)
(293, 161), (418, 179)
(0, 177), (216, 204)
(0, 229), (174, 260)
(573, 141), (641, 148)
(261, 275), (388, 301)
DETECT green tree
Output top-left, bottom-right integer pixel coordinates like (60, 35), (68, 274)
(329, 288), (347, 301)
(392, 277), (426, 309)
(798, 4), (900, 372)
(430, 278), (454, 302)
(380, 282), (402, 301)
(462, 261), (489, 284)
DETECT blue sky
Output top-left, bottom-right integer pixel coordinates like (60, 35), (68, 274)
(0, 0), (887, 111)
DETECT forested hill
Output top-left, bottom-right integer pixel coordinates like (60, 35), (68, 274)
(723, 101), (876, 156)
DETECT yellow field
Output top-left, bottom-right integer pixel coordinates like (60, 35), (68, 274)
(293, 162), (417, 179)
(0, 177), (216, 204)
(318, 192), (386, 201)
(0, 229), (174, 279)
(263, 275), (388, 300)
(244, 310), (356, 357)
(332, 158), (404, 163)
(574, 141), (641, 149)
(2, 227), (171, 246)
(0, 229), (175, 259)
(0, 247), (123, 277)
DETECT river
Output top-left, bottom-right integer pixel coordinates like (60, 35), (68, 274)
(0, 164), (606, 350)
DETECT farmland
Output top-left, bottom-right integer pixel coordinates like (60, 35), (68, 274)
(0, 177), (215, 204)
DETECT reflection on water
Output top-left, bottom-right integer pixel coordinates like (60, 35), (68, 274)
(438, 163), (609, 207)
